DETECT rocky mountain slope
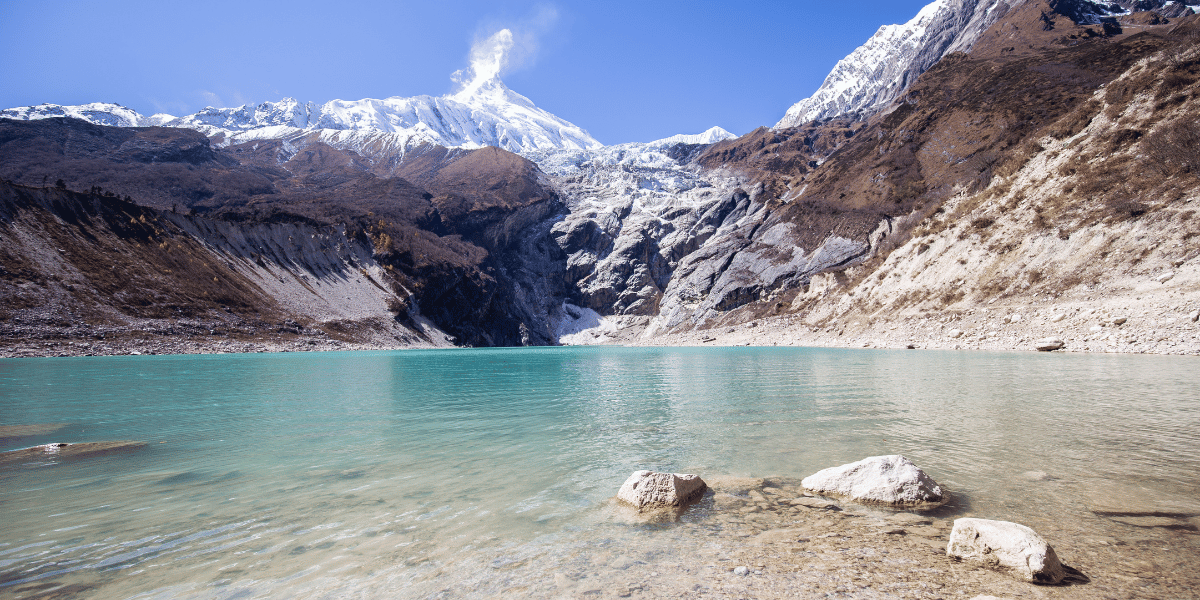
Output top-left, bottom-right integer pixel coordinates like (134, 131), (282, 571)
(785, 14), (1200, 354)
(529, 1), (1199, 355)
(776, 0), (1197, 127)
(637, 6), (1200, 354)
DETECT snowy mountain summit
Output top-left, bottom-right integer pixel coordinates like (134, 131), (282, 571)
(0, 29), (601, 156)
(775, 0), (1012, 128)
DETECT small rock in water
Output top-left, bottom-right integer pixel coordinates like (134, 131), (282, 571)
(1022, 470), (1051, 481)
(947, 518), (1066, 583)
(617, 470), (707, 511)
(1034, 338), (1064, 351)
(801, 455), (944, 507)
(733, 566), (750, 576)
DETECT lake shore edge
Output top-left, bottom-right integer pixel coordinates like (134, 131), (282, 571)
(3, 308), (1198, 359)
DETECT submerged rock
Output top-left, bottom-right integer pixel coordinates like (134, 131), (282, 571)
(801, 455), (944, 507)
(1109, 515), (1196, 529)
(947, 518), (1066, 584)
(617, 470), (707, 511)
(1085, 484), (1200, 518)
(791, 497), (840, 510)
(0, 441), (147, 466)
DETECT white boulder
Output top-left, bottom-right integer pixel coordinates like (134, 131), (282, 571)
(801, 455), (944, 506)
(1034, 338), (1064, 351)
(617, 470), (707, 510)
(947, 518), (1066, 584)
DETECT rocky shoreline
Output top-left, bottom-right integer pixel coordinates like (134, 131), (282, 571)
(0, 315), (450, 359)
(623, 300), (1200, 356)
(447, 474), (1200, 599)
(524, 457), (1200, 599)
(4, 304), (1198, 359)
(629, 480), (1192, 599)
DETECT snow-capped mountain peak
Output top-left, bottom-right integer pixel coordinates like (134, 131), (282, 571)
(775, 0), (1011, 128)
(0, 102), (145, 128)
(651, 126), (737, 146)
(1, 27), (600, 158)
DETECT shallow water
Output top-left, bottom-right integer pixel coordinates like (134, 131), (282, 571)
(1, 346), (1198, 598)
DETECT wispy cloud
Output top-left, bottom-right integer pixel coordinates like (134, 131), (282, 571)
(199, 90), (225, 108)
(197, 89), (255, 109)
(451, 4), (560, 96)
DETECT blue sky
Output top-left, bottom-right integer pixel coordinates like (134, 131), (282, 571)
(0, 0), (932, 144)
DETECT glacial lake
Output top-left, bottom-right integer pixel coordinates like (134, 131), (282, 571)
(2, 346), (1199, 598)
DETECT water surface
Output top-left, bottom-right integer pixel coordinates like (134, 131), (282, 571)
(2, 347), (1198, 598)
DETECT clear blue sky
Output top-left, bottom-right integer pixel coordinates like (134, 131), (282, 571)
(0, 0), (932, 144)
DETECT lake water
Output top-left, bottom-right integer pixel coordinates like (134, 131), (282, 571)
(2, 346), (1199, 599)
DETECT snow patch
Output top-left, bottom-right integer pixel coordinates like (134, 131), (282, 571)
(554, 302), (619, 345)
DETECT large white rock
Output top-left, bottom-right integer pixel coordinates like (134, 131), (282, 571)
(947, 518), (1066, 584)
(1034, 338), (1065, 351)
(801, 455), (944, 506)
(617, 470), (707, 510)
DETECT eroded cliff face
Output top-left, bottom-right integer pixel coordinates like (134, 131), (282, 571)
(528, 134), (891, 342)
(0, 120), (571, 349)
(0, 181), (452, 354)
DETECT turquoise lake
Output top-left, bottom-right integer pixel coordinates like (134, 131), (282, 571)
(1, 346), (1199, 598)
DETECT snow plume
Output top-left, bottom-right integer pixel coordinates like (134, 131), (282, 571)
(452, 29), (514, 99)
(451, 5), (559, 101)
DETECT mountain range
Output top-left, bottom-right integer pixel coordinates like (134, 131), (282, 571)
(2, 0), (1198, 356)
